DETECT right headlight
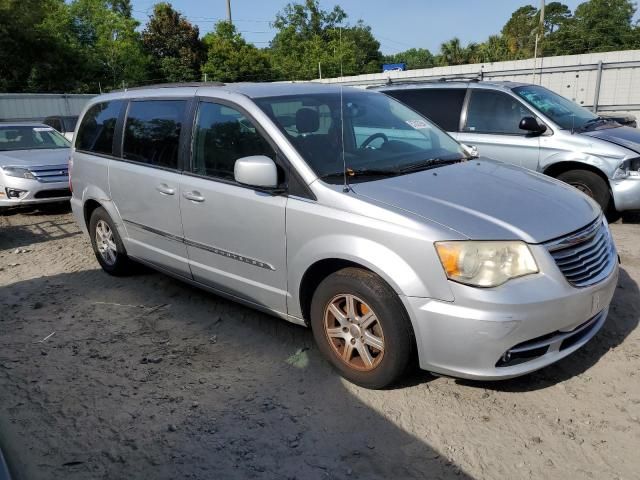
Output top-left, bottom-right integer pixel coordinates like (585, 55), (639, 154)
(435, 241), (539, 287)
(1, 166), (34, 179)
(613, 157), (640, 179)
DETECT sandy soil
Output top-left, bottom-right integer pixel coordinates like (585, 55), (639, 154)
(0, 205), (638, 480)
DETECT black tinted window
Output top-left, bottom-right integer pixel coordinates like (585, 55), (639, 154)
(464, 90), (532, 134)
(192, 102), (275, 180)
(62, 117), (78, 132)
(45, 118), (62, 132)
(385, 88), (465, 132)
(123, 100), (186, 169)
(76, 101), (123, 155)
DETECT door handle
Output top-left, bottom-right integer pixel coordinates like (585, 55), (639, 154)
(156, 184), (176, 195)
(183, 191), (205, 203)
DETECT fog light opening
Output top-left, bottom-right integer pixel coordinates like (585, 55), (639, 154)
(6, 188), (27, 199)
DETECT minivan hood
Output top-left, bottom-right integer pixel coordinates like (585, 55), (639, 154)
(0, 148), (70, 167)
(351, 159), (600, 243)
(582, 125), (640, 154)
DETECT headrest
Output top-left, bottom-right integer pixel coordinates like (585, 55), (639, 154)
(295, 108), (319, 134)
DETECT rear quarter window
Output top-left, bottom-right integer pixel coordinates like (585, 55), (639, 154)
(76, 101), (124, 155)
(384, 88), (466, 132)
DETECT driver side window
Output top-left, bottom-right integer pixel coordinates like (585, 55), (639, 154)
(464, 90), (533, 135)
(192, 102), (275, 181)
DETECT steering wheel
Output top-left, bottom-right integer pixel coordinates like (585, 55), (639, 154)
(360, 132), (389, 149)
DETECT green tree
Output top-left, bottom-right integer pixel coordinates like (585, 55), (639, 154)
(478, 35), (511, 62)
(269, 0), (382, 80)
(437, 38), (467, 65)
(544, 2), (571, 33)
(501, 5), (539, 58)
(142, 2), (205, 83)
(107, 0), (133, 17)
(201, 22), (272, 82)
(548, 0), (637, 54)
(0, 0), (86, 92)
(70, 0), (149, 90)
(382, 48), (434, 70)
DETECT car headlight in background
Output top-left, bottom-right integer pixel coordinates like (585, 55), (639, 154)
(1, 166), (34, 179)
(435, 241), (539, 287)
(613, 157), (640, 179)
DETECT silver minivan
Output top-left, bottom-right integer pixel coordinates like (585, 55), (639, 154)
(70, 83), (618, 388)
(379, 81), (640, 215)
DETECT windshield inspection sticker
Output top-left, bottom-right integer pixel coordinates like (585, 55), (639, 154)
(405, 119), (429, 129)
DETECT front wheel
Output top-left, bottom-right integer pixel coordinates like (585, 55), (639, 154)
(556, 169), (611, 212)
(310, 267), (415, 389)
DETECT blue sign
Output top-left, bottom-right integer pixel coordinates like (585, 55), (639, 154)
(383, 63), (407, 72)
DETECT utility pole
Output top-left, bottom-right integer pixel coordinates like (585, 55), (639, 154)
(226, 0), (232, 24)
(532, 0), (545, 84)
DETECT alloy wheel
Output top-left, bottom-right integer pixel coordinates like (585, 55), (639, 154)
(95, 220), (117, 266)
(323, 294), (385, 371)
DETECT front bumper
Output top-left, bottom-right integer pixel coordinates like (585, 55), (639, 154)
(402, 244), (619, 380)
(611, 176), (640, 211)
(0, 176), (70, 208)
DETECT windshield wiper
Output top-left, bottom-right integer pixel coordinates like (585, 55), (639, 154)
(578, 117), (614, 131)
(398, 157), (464, 173)
(320, 168), (400, 180)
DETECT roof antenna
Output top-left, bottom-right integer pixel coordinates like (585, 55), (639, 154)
(339, 27), (349, 193)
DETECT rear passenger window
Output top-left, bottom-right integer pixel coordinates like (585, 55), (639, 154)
(386, 89), (466, 132)
(76, 101), (123, 154)
(123, 100), (187, 169)
(192, 102), (275, 181)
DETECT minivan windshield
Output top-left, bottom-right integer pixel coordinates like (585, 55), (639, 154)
(255, 90), (465, 183)
(0, 125), (70, 151)
(512, 85), (600, 130)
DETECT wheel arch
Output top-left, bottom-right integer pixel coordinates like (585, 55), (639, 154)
(83, 198), (102, 229)
(298, 258), (367, 325)
(543, 160), (611, 186)
(289, 234), (448, 323)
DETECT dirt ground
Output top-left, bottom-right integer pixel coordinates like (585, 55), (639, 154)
(0, 205), (638, 480)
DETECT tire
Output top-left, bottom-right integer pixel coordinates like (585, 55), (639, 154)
(89, 206), (134, 276)
(556, 169), (611, 212)
(310, 267), (415, 389)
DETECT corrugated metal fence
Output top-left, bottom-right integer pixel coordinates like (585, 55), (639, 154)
(0, 93), (95, 122)
(318, 50), (640, 116)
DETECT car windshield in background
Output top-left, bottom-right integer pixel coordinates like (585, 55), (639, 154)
(255, 91), (465, 183)
(0, 126), (70, 151)
(512, 85), (599, 130)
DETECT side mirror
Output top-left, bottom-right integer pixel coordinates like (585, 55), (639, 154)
(519, 116), (547, 134)
(234, 155), (279, 188)
(461, 143), (479, 158)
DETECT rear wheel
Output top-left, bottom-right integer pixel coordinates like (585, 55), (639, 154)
(89, 206), (134, 276)
(310, 267), (415, 389)
(556, 169), (610, 212)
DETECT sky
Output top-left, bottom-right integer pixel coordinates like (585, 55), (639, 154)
(130, 0), (590, 55)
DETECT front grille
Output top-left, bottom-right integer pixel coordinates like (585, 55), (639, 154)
(496, 311), (605, 367)
(545, 217), (616, 288)
(33, 188), (71, 199)
(29, 164), (69, 183)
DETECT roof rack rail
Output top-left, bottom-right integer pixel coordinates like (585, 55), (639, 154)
(365, 72), (484, 89)
(118, 81), (225, 91)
